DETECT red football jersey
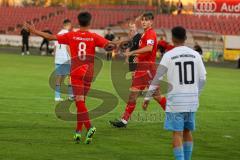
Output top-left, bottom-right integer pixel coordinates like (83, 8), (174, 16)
(158, 40), (168, 49)
(57, 30), (109, 76)
(158, 40), (174, 52)
(166, 44), (174, 52)
(137, 28), (157, 63)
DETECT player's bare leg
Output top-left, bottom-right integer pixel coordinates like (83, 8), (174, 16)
(173, 131), (184, 160)
(152, 87), (166, 111)
(110, 90), (139, 128)
(183, 129), (193, 160)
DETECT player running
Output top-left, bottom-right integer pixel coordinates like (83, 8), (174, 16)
(54, 19), (73, 102)
(110, 12), (166, 128)
(24, 12), (117, 144)
(143, 26), (207, 160)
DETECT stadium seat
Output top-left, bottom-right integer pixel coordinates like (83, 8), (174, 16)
(1, 6), (238, 36)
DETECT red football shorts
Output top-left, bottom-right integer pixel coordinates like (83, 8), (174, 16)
(70, 65), (93, 96)
(131, 69), (156, 91)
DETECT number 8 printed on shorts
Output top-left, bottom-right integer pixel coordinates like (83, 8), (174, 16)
(78, 42), (86, 60)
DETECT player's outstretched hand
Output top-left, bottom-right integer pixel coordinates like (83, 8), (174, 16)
(23, 22), (36, 33)
(142, 99), (150, 111)
(105, 42), (117, 52)
(119, 40), (133, 50)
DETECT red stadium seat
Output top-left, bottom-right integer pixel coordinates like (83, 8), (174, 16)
(1, 6), (238, 36)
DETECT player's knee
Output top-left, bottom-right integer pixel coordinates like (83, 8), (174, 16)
(172, 131), (183, 147)
(173, 131), (183, 139)
(55, 77), (62, 85)
(128, 93), (138, 103)
(75, 95), (85, 101)
(183, 129), (191, 135)
(183, 129), (192, 141)
(153, 95), (161, 100)
(128, 98), (136, 104)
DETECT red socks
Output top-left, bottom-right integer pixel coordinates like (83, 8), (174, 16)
(76, 100), (91, 132)
(122, 102), (136, 121)
(121, 97), (166, 123)
(155, 96), (166, 111)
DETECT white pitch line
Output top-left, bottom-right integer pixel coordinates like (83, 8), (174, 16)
(223, 135), (233, 139)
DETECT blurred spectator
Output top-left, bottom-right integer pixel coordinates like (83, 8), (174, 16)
(104, 28), (115, 60)
(177, 0), (183, 15)
(21, 28), (30, 56)
(194, 42), (203, 56)
(40, 29), (52, 55)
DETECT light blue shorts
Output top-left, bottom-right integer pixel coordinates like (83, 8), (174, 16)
(55, 64), (70, 76)
(164, 112), (196, 131)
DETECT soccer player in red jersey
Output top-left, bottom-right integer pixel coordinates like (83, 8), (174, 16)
(110, 12), (166, 128)
(24, 12), (116, 144)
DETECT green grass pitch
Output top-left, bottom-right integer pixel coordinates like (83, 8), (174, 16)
(0, 53), (239, 160)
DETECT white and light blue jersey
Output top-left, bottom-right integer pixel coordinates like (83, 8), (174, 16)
(54, 29), (70, 64)
(160, 46), (207, 112)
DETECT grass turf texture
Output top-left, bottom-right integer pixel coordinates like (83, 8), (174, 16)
(0, 53), (239, 160)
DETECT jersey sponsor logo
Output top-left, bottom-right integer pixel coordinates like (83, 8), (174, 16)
(171, 54), (196, 60)
(73, 37), (94, 41)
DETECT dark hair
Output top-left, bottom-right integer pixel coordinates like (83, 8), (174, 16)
(63, 19), (71, 25)
(142, 12), (154, 20)
(78, 12), (92, 27)
(171, 26), (187, 41)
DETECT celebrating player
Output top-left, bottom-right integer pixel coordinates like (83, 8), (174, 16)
(143, 26), (207, 160)
(24, 12), (117, 144)
(53, 19), (73, 102)
(110, 12), (166, 128)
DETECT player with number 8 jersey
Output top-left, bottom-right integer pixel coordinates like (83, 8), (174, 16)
(56, 13), (115, 144)
(23, 12), (117, 144)
(57, 29), (109, 96)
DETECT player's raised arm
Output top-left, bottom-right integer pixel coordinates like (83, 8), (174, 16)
(105, 38), (134, 51)
(94, 32), (127, 52)
(23, 22), (57, 41)
(104, 41), (118, 52)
